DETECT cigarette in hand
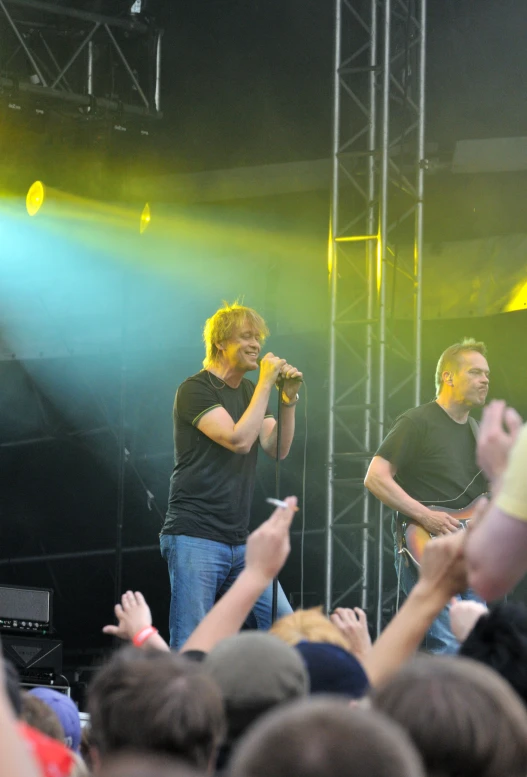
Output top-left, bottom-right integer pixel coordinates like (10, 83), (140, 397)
(266, 497), (299, 512)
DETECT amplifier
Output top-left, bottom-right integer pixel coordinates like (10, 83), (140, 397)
(1, 634), (62, 677)
(0, 584), (52, 634)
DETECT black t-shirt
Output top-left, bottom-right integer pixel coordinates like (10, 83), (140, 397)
(375, 401), (488, 515)
(161, 370), (273, 544)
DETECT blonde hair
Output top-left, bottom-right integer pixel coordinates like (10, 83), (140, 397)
(435, 337), (487, 396)
(202, 301), (269, 369)
(270, 607), (350, 652)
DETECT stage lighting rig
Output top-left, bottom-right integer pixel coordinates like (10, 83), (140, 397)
(0, 0), (163, 122)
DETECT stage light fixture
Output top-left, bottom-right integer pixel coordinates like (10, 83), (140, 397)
(26, 181), (46, 216)
(140, 203), (151, 234)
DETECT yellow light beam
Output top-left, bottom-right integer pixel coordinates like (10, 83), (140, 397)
(26, 181), (46, 216)
(140, 203), (151, 234)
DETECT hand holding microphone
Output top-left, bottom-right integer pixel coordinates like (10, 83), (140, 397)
(258, 353), (303, 403)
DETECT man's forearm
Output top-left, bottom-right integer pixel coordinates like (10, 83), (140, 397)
(231, 382), (274, 452)
(362, 581), (449, 687)
(180, 568), (269, 654)
(466, 505), (527, 600)
(263, 403), (296, 459)
(365, 471), (428, 524)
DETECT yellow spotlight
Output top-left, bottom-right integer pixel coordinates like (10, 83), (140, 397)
(26, 181), (46, 216)
(140, 203), (151, 234)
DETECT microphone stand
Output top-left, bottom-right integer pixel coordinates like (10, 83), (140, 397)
(271, 381), (284, 622)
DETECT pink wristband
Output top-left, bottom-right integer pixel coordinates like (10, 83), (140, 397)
(132, 626), (158, 647)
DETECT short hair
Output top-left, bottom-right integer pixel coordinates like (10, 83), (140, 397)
(371, 655), (527, 777)
(88, 647), (225, 770)
(434, 337), (487, 395)
(21, 693), (65, 743)
(228, 697), (425, 777)
(202, 302), (269, 368)
(270, 607), (351, 652)
(460, 602), (527, 707)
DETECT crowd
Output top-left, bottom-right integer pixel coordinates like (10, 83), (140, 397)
(2, 397), (527, 777)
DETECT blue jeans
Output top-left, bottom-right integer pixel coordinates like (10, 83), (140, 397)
(395, 540), (485, 655)
(160, 534), (293, 650)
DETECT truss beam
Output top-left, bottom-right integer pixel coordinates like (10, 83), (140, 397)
(0, 0), (162, 118)
(326, 0), (427, 633)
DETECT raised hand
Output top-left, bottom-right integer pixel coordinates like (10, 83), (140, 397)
(330, 607), (372, 664)
(449, 598), (488, 643)
(418, 530), (468, 599)
(103, 590), (152, 642)
(244, 496), (297, 586)
(258, 352), (287, 388)
(477, 399), (523, 483)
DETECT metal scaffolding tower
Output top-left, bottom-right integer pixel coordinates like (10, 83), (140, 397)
(326, 0), (427, 634)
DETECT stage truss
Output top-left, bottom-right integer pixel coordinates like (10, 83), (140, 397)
(0, 0), (162, 120)
(326, 0), (427, 634)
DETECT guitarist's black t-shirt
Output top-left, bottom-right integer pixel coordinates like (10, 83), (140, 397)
(375, 401), (488, 513)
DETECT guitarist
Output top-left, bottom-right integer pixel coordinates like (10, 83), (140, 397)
(365, 338), (490, 654)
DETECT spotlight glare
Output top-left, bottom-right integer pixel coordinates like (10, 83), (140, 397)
(26, 181), (46, 216)
(140, 203), (151, 234)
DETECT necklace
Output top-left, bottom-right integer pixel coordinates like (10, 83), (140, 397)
(207, 370), (226, 390)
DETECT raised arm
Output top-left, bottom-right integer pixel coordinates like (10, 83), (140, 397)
(465, 400), (527, 600)
(362, 530), (468, 687)
(103, 497), (297, 654)
(181, 496), (296, 652)
(365, 455), (460, 535)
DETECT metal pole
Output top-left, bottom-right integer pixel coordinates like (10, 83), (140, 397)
(51, 22), (100, 89)
(155, 29), (162, 112)
(104, 24), (150, 109)
(325, 0), (342, 614)
(87, 40), (94, 96)
(375, 0), (392, 638)
(414, 0), (427, 407)
(361, 0), (378, 612)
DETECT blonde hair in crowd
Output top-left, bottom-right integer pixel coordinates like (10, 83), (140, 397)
(270, 607), (351, 652)
(202, 301), (269, 369)
(434, 337), (487, 396)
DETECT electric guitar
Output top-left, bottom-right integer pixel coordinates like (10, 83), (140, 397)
(401, 494), (488, 567)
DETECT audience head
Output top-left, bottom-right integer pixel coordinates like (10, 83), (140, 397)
(21, 692), (65, 743)
(29, 686), (82, 752)
(205, 632), (308, 742)
(88, 646), (225, 771)
(96, 752), (205, 777)
(459, 601), (527, 706)
(229, 696), (425, 777)
(295, 642), (369, 698)
(371, 654), (527, 777)
(270, 607), (350, 651)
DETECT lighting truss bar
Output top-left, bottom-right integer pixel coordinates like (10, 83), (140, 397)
(2, 0), (149, 32)
(327, 0), (427, 634)
(0, 0), (162, 118)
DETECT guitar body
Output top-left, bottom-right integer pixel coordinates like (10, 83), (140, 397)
(402, 495), (487, 566)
